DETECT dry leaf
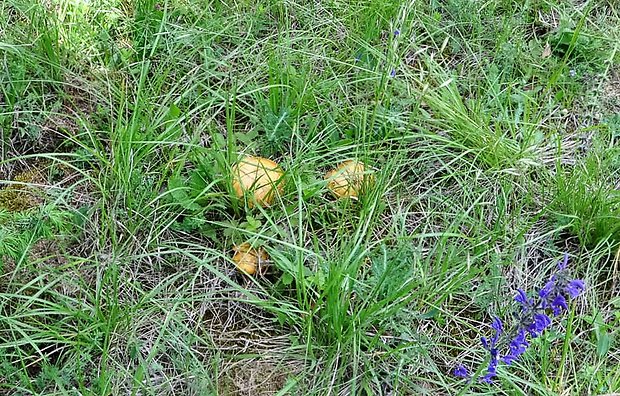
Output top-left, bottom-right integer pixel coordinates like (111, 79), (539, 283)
(542, 43), (552, 58)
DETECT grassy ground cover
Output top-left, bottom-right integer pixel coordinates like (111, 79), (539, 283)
(1, 0), (619, 394)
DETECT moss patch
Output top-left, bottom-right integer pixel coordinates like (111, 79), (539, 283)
(0, 168), (45, 212)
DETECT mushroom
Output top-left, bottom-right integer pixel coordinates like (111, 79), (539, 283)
(232, 156), (284, 208)
(324, 160), (373, 199)
(232, 242), (269, 275)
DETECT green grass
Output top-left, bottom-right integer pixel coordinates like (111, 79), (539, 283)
(1, 0), (619, 394)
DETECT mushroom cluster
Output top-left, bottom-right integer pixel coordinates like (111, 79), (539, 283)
(230, 156), (374, 276)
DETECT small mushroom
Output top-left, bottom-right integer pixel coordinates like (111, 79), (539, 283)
(232, 242), (269, 275)
(324, 160), (373, 199)
(232, 156), (284, 208)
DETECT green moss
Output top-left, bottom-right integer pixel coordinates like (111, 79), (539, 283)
(0, 169), (43, 212)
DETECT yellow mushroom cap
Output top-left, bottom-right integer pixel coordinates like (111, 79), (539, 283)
(232, 242), (269, 275)
(232, 156), (284, 208)
(324, 160), (373, 199)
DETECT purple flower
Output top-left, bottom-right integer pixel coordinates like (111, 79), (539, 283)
(539, 278), (555, 301)
(453, 365), (468, 378)
(492, 317), (503, 331)
(565, 279), (585, 298)
(481, 349), (499, 383)
(491, 317), (503, 342)
(539, 255), (584, 315)
(527, 313), (551, 337)
(551, 294), (568, 315)
(515, 289), (529, 305)
(394, 29), (401, 36)
(502, 353), (518, 366)
(539, 278), (562, 314)
(389, 69), (396, 78)
(502, 329), (528, 365)
(515, 289), (535, 313)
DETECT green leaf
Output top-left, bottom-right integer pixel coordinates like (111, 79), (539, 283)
(281, 272), (294, 286)
(202, 227), (218, 241)
(557, 30), (575, 46)
(168, 104), (181, 119)
(212, 133), (226, 149)
(235, 129), (259, 146)
(189, 170), (209, 193)
(245, 215), (261, 231)
(418, 308), (439, 320)
(596, 331), (611, 358)
(168, 176), (201, 211)
(276, 311), (287, 326)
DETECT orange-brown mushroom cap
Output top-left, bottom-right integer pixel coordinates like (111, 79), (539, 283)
(232, 156), (284, 208)
(324, 160), (373, 199)
(232, 242), (269, 275)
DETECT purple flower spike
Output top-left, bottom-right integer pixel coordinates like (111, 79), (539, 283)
(389, 69), (396, 78)
(515, 289), (533, 310)
(457, 253), (586, 387)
